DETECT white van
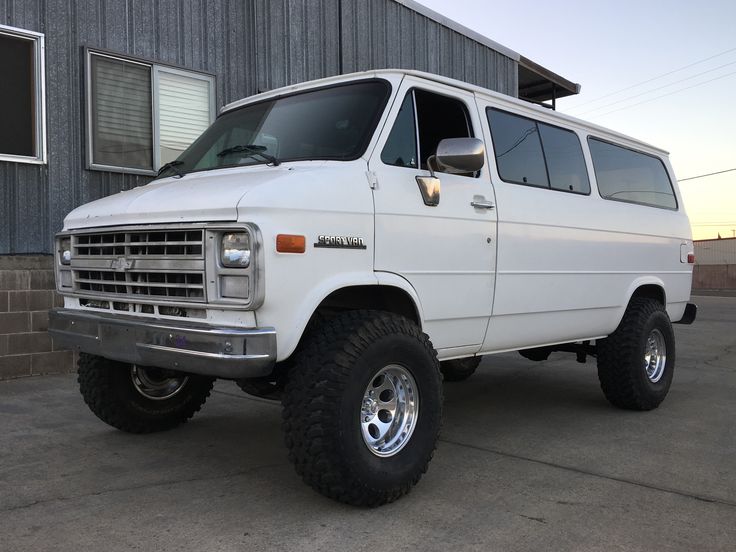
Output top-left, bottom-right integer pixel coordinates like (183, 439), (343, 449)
(50, 70), (697, 506)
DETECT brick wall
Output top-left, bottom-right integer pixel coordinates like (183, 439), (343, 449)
(0, 255), (77, 379)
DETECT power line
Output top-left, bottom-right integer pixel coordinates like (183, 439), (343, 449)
(568, 46), (736, 110)
(679, 168), (736, 182)
(591, 69), (736, 117)
(575, 60), (736, 116)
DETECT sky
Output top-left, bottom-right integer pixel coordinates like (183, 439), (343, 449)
(417, 0), (736, 239)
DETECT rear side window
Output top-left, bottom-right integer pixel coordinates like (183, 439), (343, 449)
(538, 124), (590, 193)
(588, 138), (677, 209)
(488, 109), (548, 187)
(381, 89), (475, 176)
(488, 109), (590, 194)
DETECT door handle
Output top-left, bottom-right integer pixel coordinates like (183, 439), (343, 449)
(471, 200), (495, 210)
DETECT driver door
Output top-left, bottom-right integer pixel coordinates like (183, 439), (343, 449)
(369, 77), (497, 357)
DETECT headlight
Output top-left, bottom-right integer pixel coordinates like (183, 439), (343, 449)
(220, 232), (250, 268)
(59, 237), (72, 265)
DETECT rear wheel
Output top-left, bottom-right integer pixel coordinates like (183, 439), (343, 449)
(78, 353), (214, 433)
(282, 310), (442, 506)
(440, 357), (481, 382)
(597, 298), (675, 410)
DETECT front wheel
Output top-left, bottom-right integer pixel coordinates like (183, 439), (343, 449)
(597, 298), (676, 411)
(282, 311), (442, 506)
(78, 353), (214, 433)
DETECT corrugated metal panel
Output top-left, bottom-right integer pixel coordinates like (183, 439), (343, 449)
(1, 0), (517, 255)
(694, 238), (736, 265)
(339, 0), (517, 96)
(252, 0), (341, 92)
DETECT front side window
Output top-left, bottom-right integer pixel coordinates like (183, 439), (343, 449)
(380, 88), (474, 176)
(381, 92), (417, 168)
(415, 90), (474, 171)
(158, 80), (390, 178)
(488, 108), (590, 194)
(588, 138), (677, 209)
(87, 51), (214, 173)
(0, 26), (45, 163)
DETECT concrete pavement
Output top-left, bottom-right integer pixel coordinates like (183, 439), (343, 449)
(1, 296), (735, 551)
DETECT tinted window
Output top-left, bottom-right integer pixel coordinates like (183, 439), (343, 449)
(538, 124), (590, 193)
(0, 32), (35, 157)
(160, 81), (390, 178)
(414, 90), (473, 171)
(381, 92), (417, 168)
(588, 138), (676, 209)
(488, 109), (548, 187)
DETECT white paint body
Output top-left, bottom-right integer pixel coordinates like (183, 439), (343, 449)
(61, 70), (694, 363)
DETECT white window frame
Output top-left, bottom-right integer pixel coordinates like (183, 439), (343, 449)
(0, 24), (46, 165)
(85, 49), (216, 176)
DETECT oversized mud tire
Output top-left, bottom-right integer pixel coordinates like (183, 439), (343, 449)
(282, 310), (442, 506)
(597, 298), (675, 411)
(77, 353), (214, 433)
(440, 357), (481, 382)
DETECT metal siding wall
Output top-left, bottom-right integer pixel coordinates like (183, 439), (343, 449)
(0, 0), (516, 255)
(252, 0), (341, 92)
(339, 0), (517, 95)
(694, 239), (736, 265)
(1, 0), (261, 255)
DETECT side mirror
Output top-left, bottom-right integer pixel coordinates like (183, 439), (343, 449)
(434, 137), (485, 174)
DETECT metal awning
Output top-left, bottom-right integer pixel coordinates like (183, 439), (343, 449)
(518, 55), (581, 104)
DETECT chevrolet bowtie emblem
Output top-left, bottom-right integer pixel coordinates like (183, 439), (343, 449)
(111, 257), (134, 271)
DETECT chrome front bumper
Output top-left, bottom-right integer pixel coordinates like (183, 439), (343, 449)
(48, 309), (276, 379)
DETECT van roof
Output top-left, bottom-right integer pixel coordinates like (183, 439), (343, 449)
(221, 69), (669, 156)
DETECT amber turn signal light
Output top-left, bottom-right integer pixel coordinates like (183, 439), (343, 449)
(276, 234), (306, 253)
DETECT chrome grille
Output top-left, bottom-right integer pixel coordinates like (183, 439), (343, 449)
(71, 227), (206, 303)
(75, 229), (203, 257)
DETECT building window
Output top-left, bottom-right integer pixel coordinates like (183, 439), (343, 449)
(87, 50), (215, 174)
(0, 25), (45, 164)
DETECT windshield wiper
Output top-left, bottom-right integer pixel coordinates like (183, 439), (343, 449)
(157, 160), (185, 178)
(216, 144), (280, 166)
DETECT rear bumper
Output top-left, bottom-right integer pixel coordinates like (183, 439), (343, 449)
(675, 302), (697, 325)
(48, 308), (276, 379)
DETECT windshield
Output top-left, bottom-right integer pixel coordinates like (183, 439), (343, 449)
(157, 80), (391, 178)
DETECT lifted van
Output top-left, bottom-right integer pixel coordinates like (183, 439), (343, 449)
(50, 70), (696, 506)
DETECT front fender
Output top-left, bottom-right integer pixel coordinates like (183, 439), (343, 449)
(260, 271), (378, 361)
(258, 271), (426, 362)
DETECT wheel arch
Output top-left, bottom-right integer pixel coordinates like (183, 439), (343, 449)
(613, 277), (667, 330)
(628, 281), (667, 307)
(278, 274), (424, 361)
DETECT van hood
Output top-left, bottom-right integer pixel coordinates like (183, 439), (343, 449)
(63, 164), (319, 230)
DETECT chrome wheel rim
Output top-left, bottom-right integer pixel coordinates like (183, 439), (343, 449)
(360, 364), (419, 457)
(644, 329), (667, 383)
(131, 365), (189, 400)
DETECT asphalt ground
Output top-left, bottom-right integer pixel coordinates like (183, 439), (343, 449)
(1, 296), (735, 551)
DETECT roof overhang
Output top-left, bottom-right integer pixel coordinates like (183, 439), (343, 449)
(518, 55), (581, 103)
(395, 2), (580, 105)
